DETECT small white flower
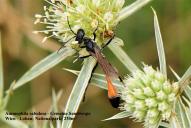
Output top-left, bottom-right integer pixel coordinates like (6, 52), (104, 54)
(92, 0), (100, 7)
(168, 93), (176, 102)
(158, 101), (168, 112)
(143, 66), (155, 77)
(163, 81), (172, 94)
(76, 5), (86, 13)
(91, 19), (99, 29)
(135, 100), (146, 110)
(115, 0), (125, 9)
(156, 90), (167, 100)
(151, 80), (161, 91)
(145, 98), (157, 108)
(162, 109), (171, 120)
(147, 108), (159, 118)
(104, 12), (113, 22)
(133, 110), (145, 121)
(143, 87), (155, 97)
(125, 94), (135, 104)
(155, 71), (165, 82)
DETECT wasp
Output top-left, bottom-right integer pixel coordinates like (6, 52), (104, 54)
(60, 17), (122, 108)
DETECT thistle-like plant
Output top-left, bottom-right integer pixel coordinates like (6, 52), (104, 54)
(0, 0), (153, 128)
(86, 9), (191, 128)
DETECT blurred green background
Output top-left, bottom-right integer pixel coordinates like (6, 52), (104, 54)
(0, 0), (190, 128)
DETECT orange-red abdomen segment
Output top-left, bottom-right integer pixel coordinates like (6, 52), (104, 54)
(106, 76), (117, 98)
(106, 76), (120, 108)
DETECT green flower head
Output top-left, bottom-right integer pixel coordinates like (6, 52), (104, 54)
(120, 65), (179, 127)
(34, 0), (125, 48)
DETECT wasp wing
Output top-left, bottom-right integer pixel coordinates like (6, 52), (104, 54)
(89, 45), (119, 79)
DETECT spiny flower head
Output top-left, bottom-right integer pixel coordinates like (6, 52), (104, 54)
(34, 0), (125, 48)
(120, 65), (179, 128)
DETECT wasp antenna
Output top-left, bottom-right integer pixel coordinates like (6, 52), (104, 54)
(92, 20), (99, 40)
(67, 16), (77, 35)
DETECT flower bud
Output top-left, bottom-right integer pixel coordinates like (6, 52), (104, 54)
(163, 81), (172, 94)
(158, 101), (169, 112)
(145, 98), (158, 108)
(143, 87), (155, 97)
(134, 100), (146, 110)
(156, 90), (167, 101)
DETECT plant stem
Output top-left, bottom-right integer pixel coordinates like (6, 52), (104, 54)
(0, 31), (3, 104)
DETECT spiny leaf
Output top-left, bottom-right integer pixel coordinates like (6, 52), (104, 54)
(42, 90), (63, 128)
(184, 86), (191, 101)
(13, 47), (75, 90)
(3, 81), (16, 109)
(169, 66), (180, 80)
(170, 115), (182, 128)
(175, 98), (189, 128)
(63, 69), (123, 90)
(103, 111), (131, 121)
(178, 98), (190, 127)
(52, 89), (62, 128)
(117, 0), (153, 22)
(61, 57), (97, 128)
(179, 66), (191, 93)
(108, 39), (139, 72)
(181, 96), (191, 126)
(152, 8), (167, 78)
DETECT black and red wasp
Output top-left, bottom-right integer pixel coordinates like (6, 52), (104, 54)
(60, 17), (123, 108)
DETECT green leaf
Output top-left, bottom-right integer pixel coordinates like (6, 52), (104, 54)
(152, 8), (167, 78)
(61, 57), (97, 128)
(159, 122), (170, 128)
(170, 115), (182, 128)
(108, 40), (139, 72)
(2, 81), (15, 109)
(0, 31), (3, 102)
(181, 96), (191, 126)
(175, 98), (190, 128)
(103, 111), (131, 121)
(0, 110), (28, 128)
(13, 47), (75, 90)
(42, 90), (63, 128)
(184, 86), (191, 101)
(179, 66), (191, 92)
(64, 69), (123, 90)
(169, 66), (180, 80)
(52, 89), (62, 128)
(178, 98), (190, 128)
(117, 0), (153, 22)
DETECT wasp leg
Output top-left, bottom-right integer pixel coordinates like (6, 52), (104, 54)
(80, 46), (86, 48)
(57, 36), (76, 53)
(102, 34), (115, 49)
(82, 85), (89, 102)
(79, 55), (91, 60)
